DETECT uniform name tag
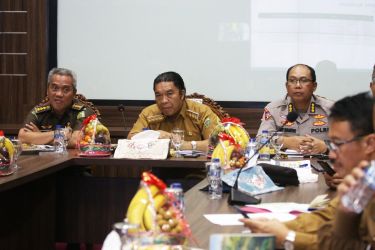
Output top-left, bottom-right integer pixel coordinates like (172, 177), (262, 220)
(311, 127), (329, 133)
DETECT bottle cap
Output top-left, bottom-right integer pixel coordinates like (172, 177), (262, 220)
(170, 182), (182, 189)
(56, 125), (63, 129)
(212, 158), (220, 163)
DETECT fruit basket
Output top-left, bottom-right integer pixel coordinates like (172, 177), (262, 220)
(78, 115), (111, 156)
(0, 133), (15, 176)
(208, 117), (250, 168)
(126, 172), (192, 247)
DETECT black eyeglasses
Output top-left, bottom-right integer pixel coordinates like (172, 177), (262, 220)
(326, 135), (366, 152)
(287, 78), (313, 85)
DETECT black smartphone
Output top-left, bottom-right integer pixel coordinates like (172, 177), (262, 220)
(233, 205), (250, 218)
(317, 160), (336, 176)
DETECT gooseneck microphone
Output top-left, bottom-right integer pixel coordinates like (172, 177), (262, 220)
(118, 104), (127, 136)
(228, 111), (299, 205)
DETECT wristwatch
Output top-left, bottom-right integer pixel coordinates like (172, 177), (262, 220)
(283, 230), (296, 250)
(191, 141), (197, 150)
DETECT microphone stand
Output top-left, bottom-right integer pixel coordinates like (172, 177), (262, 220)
(228, 112), (298, 205)
(118, 104), (127, 137)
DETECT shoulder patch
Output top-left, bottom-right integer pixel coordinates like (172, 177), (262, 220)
(146, 114), (165, 124)
(34, 105), (51, 114)
(203, 117), (211, 128)
(77, 111), (86, 120)
(72, 103), (84, 110)
(263, 108), (271, 120)
(187, 109), (200, 121)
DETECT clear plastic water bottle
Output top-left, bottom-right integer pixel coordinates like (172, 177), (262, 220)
(341, 160), (375, 213)
(54, 125), (67, 154)
(258, 130), (270, 160)
(245, 138), (257, 158)
(168, 182), (185, 212)
(207, 158), (223, 199)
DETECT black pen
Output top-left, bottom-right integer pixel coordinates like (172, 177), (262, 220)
(233, 205), (250, 219)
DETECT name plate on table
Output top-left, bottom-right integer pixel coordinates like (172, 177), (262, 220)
(114, 139), (170, 159)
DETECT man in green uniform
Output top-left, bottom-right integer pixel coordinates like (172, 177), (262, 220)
(128, 71), (220, 152)
(18, 68), (97, 148)
(241, 92), (374, 250)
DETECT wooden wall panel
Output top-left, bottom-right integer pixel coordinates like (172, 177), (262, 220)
(0, 12), (27, 32)
(0, 34), (27, 52)
(0, 54), (27, 74)
(0, 0), (27, 10)
(0, 0), (48, 125)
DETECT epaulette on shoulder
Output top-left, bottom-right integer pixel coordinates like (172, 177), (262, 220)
(186, 109), (200, 121)
(72, 102), (84, 110)
(34, 104), (51, 114)
(146, 114), (165, 124)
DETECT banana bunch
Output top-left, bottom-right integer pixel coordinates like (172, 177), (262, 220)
(225, 123), (249, 149)
(0, 136), (15, 164)
(127, 184), (161, 230)
(127, 184), (185, 233)
(211, 140), (235, 166)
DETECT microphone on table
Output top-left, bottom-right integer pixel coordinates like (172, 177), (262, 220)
(118, 104), (127, 136)
(228, 111), (299, 205)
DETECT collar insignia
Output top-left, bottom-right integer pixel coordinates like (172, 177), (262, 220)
(313, 120), (326, 126)
(314, 114), (326, 119)
(310, 102), (316, 113)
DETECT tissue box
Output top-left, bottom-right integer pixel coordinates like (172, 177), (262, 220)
(114, 139), (170, 159)
(209, 233), (275, 250)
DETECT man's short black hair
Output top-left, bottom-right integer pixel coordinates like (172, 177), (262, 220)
(153, 71), (186, 93)
(286, 64), (316, 82)
(329, 92), (373, 136)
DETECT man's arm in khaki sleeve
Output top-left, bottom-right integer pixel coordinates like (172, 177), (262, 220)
(127, 113), (150, 139)
(284, 198), (340, 232)
(318, 221), (368, 250)
(293, 232), (319, 250)
(180, 110), (219, 151)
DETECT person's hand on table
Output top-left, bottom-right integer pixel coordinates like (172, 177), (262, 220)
(323, 172), (343, 190)
(239, 218), (289, 248)
(281, 136), (311, 151)
(299, 135), (327, 154)
(157, 130), (172, 139)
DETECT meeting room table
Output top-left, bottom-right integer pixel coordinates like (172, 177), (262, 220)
(0, 149), (334, 250)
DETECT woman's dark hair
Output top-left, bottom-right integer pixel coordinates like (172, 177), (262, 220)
(153, 71), (186, 93)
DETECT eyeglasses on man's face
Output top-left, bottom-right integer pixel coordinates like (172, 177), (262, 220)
(287, 77), (313, 85)
(326, 135), (365, 152)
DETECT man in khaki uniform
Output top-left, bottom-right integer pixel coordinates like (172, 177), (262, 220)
(241, 92), (374, 250)
(317, 96), (375, 249)
(128, 71), (220, 152)
(18, 68), (97, 148)
(258, 64), (334, 154)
